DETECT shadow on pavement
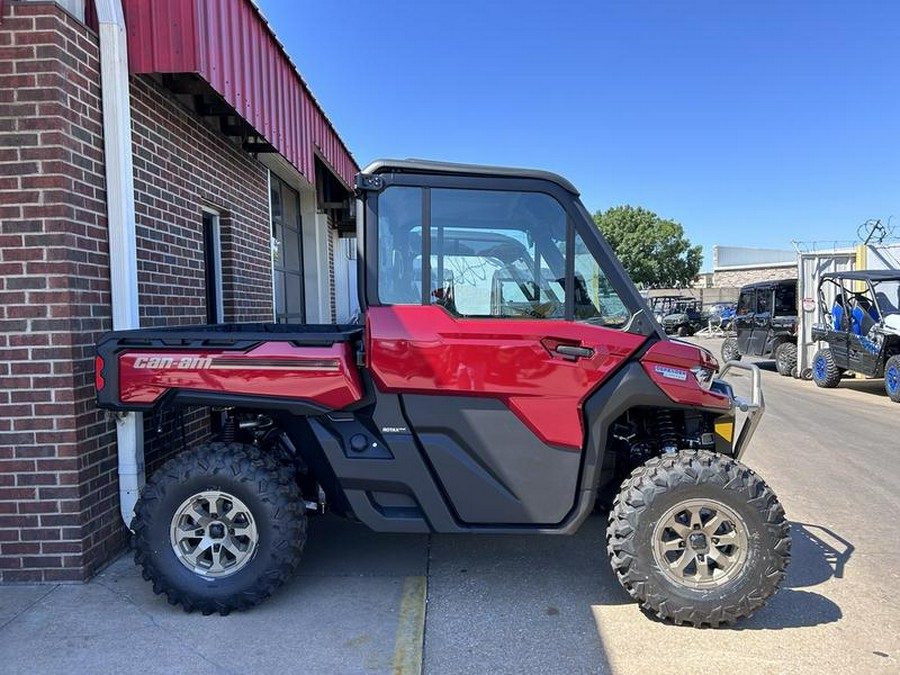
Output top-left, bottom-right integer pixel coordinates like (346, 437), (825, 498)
(835, 377), (888, 398)
(787, 522), (854, 587)
(727, 521), (851, 631)
(425, 513), (617, 674)
(597, 520), (852, 631)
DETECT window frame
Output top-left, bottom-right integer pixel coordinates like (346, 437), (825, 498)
(201, 207), (224, 324)
(365, 173), (640, 327)
(270, 174), (305, 324)
(737, 288), (757, 316)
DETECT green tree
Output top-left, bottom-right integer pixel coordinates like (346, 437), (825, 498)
(593, 206), (702, 288)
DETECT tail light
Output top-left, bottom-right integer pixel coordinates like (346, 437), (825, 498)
(95, 356), (105, 391)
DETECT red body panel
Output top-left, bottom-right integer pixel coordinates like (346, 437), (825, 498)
(366, 306), (647, 449)
(117, 342), (363, 410)
(640, 341), (731, 410)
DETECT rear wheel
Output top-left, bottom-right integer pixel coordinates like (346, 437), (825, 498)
(133, 442), (307, 615)
(607, 450), (790, 627)
(721, 338), (741, 363)
(811, 348), (843, 388)
(885, 355), (900, 403)
(774, 342), (797, 377)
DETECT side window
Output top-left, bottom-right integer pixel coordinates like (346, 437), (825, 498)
(756, 288), (771, 315)
(774, 284), (796, 315)
(377, 187), (422, 305)
(429, 189), (566, 319)
(375, 185), (632, 327)
(572, 230), (630, 327)
(737, 289), (755, 316)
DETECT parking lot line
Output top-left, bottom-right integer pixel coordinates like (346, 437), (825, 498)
(392, 575), (428, 675)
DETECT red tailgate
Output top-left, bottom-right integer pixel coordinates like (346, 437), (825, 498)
(116, 341), (363, 410)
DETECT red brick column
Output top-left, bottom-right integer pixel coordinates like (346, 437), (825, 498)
(0, 2), (275, 582)
(0, 2), (120, 581)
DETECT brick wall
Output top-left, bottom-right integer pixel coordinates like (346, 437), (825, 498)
(714, 265), (798, 288)
(0, 2), (117, 582)
(0, 3), (273, 581)
(129, 76), (271, 327)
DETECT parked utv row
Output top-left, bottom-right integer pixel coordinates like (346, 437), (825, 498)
(721, 272), (900, 403)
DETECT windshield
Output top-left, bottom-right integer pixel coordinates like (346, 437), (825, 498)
(873, 280), (900, 317)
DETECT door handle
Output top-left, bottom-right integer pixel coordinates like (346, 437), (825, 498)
(555, 345), (594, 359)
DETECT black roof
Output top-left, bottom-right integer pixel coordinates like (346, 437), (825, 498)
(362, 158), (580, 195)
(740, 278), (797, 290)
(820, 269), (900, 282)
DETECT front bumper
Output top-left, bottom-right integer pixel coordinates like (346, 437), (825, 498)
(712, 361), (765, 460)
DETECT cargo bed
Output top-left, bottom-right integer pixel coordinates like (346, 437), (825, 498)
(95, 323), (365, 414)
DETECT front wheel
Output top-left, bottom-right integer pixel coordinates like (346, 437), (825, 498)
(774, 342), (797, 377)
(885, 355), (900, 403)
(607, 450), (790, 627)
(811, 348), (843, 388)
(721, 337), (741, 363)
(132, 442), (307, 615)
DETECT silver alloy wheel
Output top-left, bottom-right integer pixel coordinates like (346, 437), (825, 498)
(651, 498), (749, 589)
(170, 490), (259, 578)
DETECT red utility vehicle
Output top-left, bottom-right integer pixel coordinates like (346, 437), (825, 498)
(96, 160), (788, 626)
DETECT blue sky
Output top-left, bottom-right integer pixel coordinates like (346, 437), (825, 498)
(257, 1), (900, 269)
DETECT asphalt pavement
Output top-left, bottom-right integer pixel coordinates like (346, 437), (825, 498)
(1, 337), (898, 674)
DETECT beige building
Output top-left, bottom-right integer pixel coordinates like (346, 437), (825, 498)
(712, 246), (797, 287)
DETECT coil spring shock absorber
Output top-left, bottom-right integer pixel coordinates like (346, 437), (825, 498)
(655, 410), (679, 454)
(220, 413), (237, 443)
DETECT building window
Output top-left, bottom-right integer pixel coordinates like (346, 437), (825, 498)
(202, 209), (224, 323)
(271, 175), (305, 323)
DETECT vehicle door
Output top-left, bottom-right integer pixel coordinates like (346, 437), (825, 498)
(734, 287), (756, 353)
(819, 278), (851, 369)
(364, 178), (647, 526)
(748, 286), (772, 356)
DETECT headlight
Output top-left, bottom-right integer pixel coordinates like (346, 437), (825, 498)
(691, 347), (719, 390)
(691, 365), (715, 389)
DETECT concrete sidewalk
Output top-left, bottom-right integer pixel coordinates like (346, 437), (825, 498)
(0, 516), (429, 675)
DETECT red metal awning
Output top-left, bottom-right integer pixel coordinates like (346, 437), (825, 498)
(122, 0), (357, 189)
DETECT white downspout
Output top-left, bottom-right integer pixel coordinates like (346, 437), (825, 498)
(95, 0), (144, 528)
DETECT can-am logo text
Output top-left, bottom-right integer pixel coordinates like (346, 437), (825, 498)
(132, 356), (212, 370)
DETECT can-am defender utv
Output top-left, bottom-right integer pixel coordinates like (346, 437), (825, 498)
(95, 159), (789, 626)
(810, 269), (900, 402)
(721, 279), (799, 377)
